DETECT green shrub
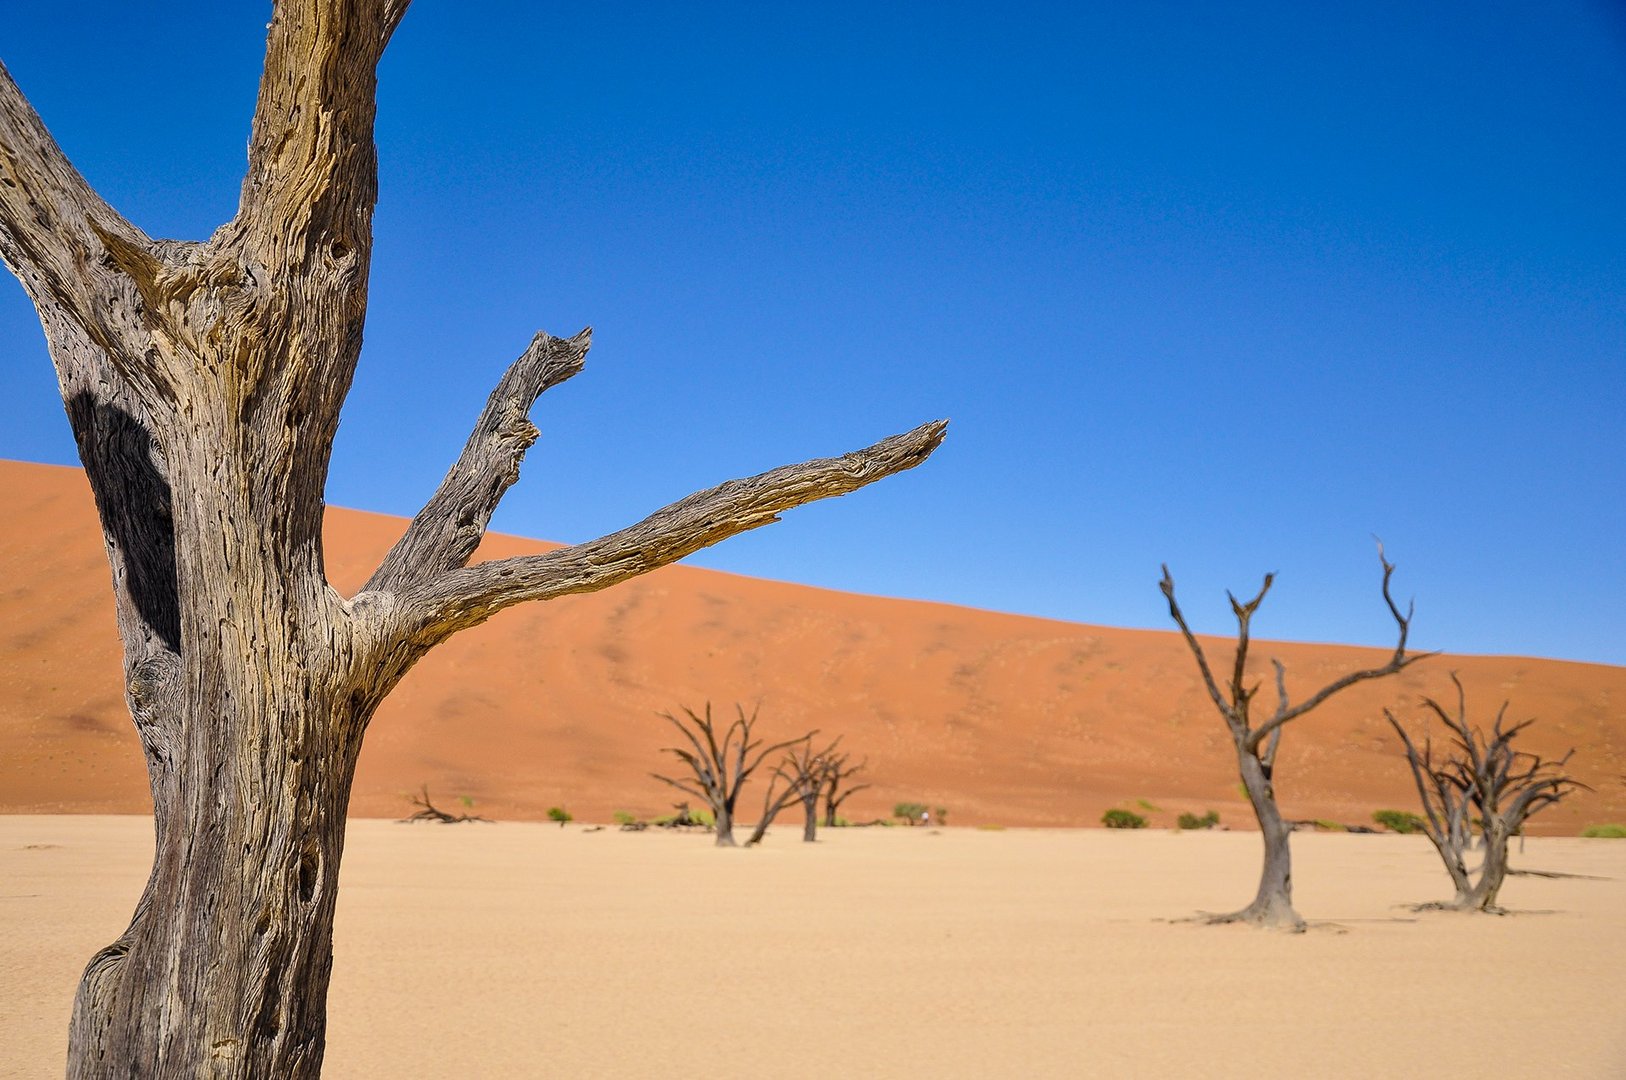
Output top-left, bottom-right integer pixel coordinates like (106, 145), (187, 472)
(894, 801), (929, 825)
(1311, 819), (1346, 832)
(934, 807), (949, 826)
(1373, 809), (1426, 834)
(612, 810), (638, 826)
(546, 806), (573, 826)
(1581, 823), (1626, 839)
(1177, 810), (1220, 830)
(1136, 798), (1162, 813)
(1102, 808), (1148, 829)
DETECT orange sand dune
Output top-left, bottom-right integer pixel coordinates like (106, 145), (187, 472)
(2, 459), (1623, 832)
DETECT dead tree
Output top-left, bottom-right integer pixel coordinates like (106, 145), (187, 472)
(399, 786), (489, 824)
(821, 750), (871, 827)
(742, 747), (820, 846)
(1160, 548), (1430, 929)
(772, 738), (843, 843)
(652, 704), (814, 847)
(1386, 675), (1584, 912)
(0, 5), (944, 1073)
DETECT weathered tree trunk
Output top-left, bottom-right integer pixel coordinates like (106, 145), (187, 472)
(0, 4), (943, 1072)
(713, 803), (737, 848)
(1228, 745), (1302, 930)
(799, 791), (820, 841)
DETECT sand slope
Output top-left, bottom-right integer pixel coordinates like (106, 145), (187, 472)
(3, 817), (1624, 1078)
(2, 459), (1623, 831)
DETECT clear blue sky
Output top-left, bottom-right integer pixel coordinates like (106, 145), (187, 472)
(2, 3), (1622, 665)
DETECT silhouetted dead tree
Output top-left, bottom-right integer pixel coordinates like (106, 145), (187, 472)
(772, 738), (844, 843)
(821, 750), (871, 827)
(652, 704), (812, 847)
(743, 747), (818, 846)
(1386, 675), (1584, 912)
(1160, 547), (1431, 930)
(0, 3), (943, 1067)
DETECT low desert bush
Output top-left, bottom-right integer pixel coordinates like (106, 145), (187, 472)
(1102, 808), (1148, 829)
(1177, 810), (1220, 830)
(612, 810), (638, 826)
(1581, 823), (1626, 839)
(1372, 809), (1425, 834)
(547, 806), (573, 827)
(894, 801), (930, 825)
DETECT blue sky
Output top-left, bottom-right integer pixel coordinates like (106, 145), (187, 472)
(2, 3), (1622, 664)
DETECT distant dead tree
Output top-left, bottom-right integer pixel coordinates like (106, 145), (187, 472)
(1386, 675), (1584, 912)
(742, 747), (820, 846)
(821, 750), (871, 827)
(1160, 546), (1431, 929)
(768, 738), (844, 843)
(652, 704), (813, 847)
(399, 787), (489, 824)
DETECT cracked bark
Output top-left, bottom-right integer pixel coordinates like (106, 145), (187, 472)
(0, 3), (943, 1074)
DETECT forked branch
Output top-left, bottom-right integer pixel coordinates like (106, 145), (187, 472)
(366, 329), (591, 593)
(401, 419), (947, 643)
(1248, 545), (1429, 751)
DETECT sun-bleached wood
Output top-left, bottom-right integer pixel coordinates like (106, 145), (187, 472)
(1160, 547), (1431, 930)
(0, 2), (942, 1073)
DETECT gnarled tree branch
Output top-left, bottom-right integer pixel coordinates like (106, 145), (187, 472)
(395, 418), (947, 644)
(366, 329), (590, 594)
(0, 62), (176, 396)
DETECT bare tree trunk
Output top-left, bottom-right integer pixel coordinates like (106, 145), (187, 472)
(801, 790), (820, 842)
(714, 803), (737, 848)
(1227, 747), (1302, 930)
(0, 3), (943, 1071)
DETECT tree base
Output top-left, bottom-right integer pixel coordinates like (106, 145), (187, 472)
(1194, 904), (1307, 933)
(1406, 900), (1508, 916)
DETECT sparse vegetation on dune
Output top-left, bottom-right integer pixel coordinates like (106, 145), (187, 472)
(1177, 810), (1220, 830)
(1102, 809), (1148, 829)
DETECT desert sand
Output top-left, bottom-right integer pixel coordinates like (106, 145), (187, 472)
(4, 459), (1624, 833)
(3, 815), (1623, 1078)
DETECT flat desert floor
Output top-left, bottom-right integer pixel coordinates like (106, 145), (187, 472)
(4, 818), (1624, 1079)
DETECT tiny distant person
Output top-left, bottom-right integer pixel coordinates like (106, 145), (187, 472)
(921, 809), (931, 827)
